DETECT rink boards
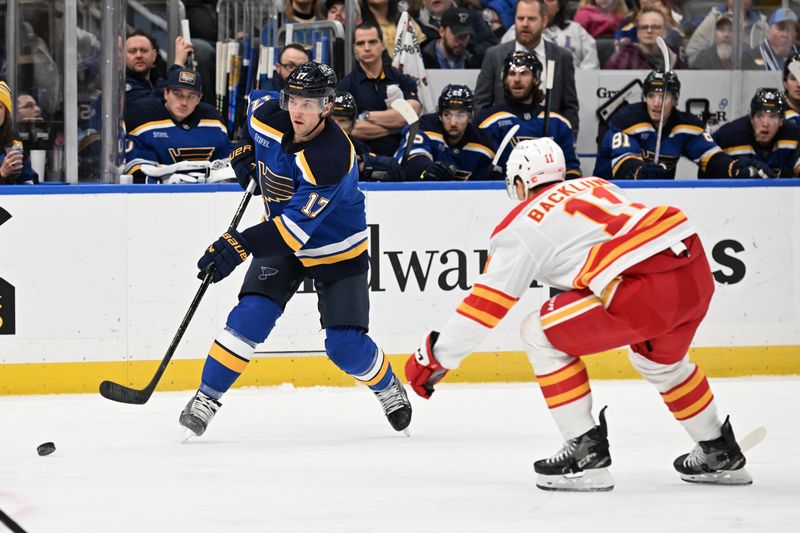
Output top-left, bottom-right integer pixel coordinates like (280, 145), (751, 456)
(0, 181), (798, 394)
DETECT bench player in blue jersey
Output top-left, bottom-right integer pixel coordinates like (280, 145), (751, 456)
(595, 70), (769, 180)
(395, 84), (496, 181)
(330, 90), (406, 181)
(179, 62), (412, 437)
(124, 68), (233, 183)
(708, 88), (800, 178)
(476, 51), (581, 178)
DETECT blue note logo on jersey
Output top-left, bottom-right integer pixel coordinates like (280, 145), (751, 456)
(259, 266), (280, 280)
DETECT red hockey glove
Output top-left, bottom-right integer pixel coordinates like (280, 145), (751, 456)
(405, 331), (449, 399)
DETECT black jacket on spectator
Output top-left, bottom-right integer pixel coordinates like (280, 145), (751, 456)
(473, 40), (580, 137)
(414, 7), (498, 64)
(421, 39), (482, 69)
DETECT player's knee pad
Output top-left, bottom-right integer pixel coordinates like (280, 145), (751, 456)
(225, 294), (282, 345)
(629, 351), (693, 390)
(324, 327), (374, 374)
(520, 312), (571, 374)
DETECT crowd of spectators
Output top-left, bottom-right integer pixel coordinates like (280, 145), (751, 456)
(4, 0), (800, 186)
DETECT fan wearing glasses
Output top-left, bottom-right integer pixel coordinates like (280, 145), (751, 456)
(265, 43), (311, 93)
(604, 6), (685, 70)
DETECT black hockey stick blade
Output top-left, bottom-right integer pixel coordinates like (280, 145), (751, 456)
(0, 206), (11, 226)
(0, 507), (28, 533)
(99, 182), (256, 405)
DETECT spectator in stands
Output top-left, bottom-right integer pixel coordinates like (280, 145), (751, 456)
(573, 0), (628, 38)
(360, 0), (423, 57)
(15, 93), (42, 122)
(124, 68), (233, 184)
(690, 14), (733, 69)
(477, 51), (580, 175)
(474, 0), (579, 137)
(339, 22), (423, 156)
(501, 0), (600, 69)
(331, 90), (406, 180)
(0, 81), (38, 185)
(742, 8), (799, 71)
(265, 44), (311, 92)
(396, 84), (495, 180)
(595, 70), (767, 180)
(413, 0), (498, 63)
(707, 88), (800, 178)
(284, 0), (323, 23)
(125, 30), (194, 110)
(604, 6), (685, 69)
(482, 0), (517, 32)
(326, 0), (363, 25)
(614, 0), (683, 51)
(783, 53), (800, 128)
(421, 6), (482, 68)
(684, 0), (767, 67)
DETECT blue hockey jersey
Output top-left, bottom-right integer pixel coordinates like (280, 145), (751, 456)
(125, 97), (233, 182)
(476, 103), (581, 179)
(394, 113), (495, 180)
(595, 102), (733, 179)
(238, 95), (369, 283)
(709, 115), (800, 178)
(785, 108), (800, 130)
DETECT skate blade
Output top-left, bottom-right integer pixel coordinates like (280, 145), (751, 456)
(402, 428), (411, 438)
(180, 428), (197, 443)
(680, 467), (753, 486)
(536, 468), (614, 492)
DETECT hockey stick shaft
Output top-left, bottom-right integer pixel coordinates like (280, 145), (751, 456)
(390, 99), (420, 166)
(542, 60), (555, 138)
(99, 180), (258, 405)
(0, 508), (28, 533)
(653, 37), (670, 165)
(492, 124), (520, 167)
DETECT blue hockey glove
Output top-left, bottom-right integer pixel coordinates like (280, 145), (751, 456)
(229, 141), (259, 193)
(731, 157), (771, 179)
(421, 161), (456, 181)
(197, 229), (251, 283)
(634, 162), (671, 179)
(362, 152), (406, 181)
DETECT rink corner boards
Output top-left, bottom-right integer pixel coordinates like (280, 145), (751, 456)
(0, 346), (798, 395)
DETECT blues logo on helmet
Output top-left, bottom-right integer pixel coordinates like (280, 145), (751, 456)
(642, 70), (680, 100)
(502, 51), (542, 80)
(280, 61), (338, 113)
(750, 88), (785, 117)
(438, 84), (474, 114)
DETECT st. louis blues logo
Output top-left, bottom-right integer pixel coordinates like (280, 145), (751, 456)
(259, 266), (279, 280)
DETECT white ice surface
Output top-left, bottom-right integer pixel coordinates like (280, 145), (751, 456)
(1, 378), (798, 533)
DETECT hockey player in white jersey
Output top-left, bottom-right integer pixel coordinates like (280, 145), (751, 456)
(405, 138), (752, 491)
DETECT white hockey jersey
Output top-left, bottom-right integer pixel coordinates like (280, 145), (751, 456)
(434, 176), (698, 368)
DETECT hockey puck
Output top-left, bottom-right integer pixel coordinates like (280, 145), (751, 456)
(36, 442), (56, 456)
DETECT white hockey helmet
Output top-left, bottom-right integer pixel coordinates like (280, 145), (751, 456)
(505, 138), (566, 201)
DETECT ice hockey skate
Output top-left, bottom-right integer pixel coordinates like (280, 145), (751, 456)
(534, 407), (613, 492)
(373, 375), (412, 435)
(179, 390), (221, 438)
(674, 416), (752, 485)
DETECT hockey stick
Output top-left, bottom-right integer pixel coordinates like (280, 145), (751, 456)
(739, 425), (767, 453)
(391, 99), (420, 165)
(181, 19), (198, 71)
(492, 124), (520, 167)
(0, 508), (28, 533)
(542, 59), (555, 138)
(99, 180), (258, 405)
(140, 160), (211, 178)
(653, 36), (670, 165)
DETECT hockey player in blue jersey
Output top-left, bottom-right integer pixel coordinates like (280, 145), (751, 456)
(708, 88), (800, 178)
(125, 68), (233, 183)
(394, 84), (495, 181)
(476, 51), (581, 178)
(595, 70), (769, 180)
(179, 62), (412, 438)
(330, 91), (406, 181)
(783, 53), (800, 128)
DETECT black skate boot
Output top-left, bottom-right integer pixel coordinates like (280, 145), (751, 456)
(674, 416), (752, 485)
(179, 390), (221, 438)
(534, 407), (613, 492)
(373, 375), (412, 434)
